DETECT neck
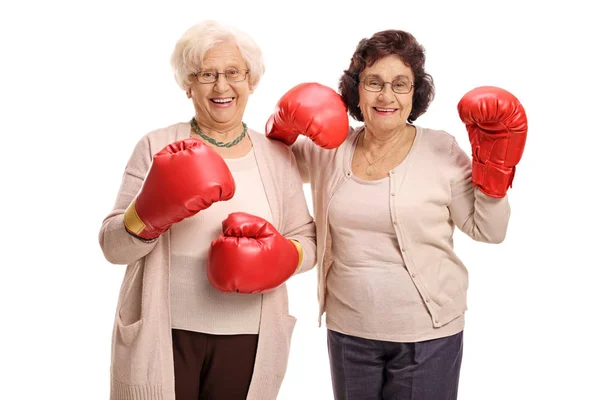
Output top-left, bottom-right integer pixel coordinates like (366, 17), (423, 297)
(363, 124), (410, 150)
(193, 118), (245, 141)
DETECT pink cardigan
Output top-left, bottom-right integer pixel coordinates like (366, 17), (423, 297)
(292, 125), (511, 329)
(99, 122), (317, 400)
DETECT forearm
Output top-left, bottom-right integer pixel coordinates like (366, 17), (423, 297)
(289, 232), (317, 274)
(99, 213), (158, 265)
(453, 188), (511, 244)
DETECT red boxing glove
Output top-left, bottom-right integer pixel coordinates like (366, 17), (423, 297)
(265, 82), (349, 149)
(458, 86), (528, 198)
(124, 138), (235, 240)
(207, 212), (301, 294)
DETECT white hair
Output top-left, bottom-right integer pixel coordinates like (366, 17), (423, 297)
(170, 20), (265, 91)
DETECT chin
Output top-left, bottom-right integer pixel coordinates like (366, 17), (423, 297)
(371, 121), (399, 131)
(211, 112), (236, 123)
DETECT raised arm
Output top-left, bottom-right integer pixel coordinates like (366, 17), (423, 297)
(450, 86), (528, 243)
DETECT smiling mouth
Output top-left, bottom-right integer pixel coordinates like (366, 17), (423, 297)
(211, 97), (234, 104)
(373, 107), (397, 113)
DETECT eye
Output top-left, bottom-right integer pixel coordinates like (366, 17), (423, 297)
(200, 71), (216, 78)
(366, 79), (383, 87)
(226, 69), (240, 77)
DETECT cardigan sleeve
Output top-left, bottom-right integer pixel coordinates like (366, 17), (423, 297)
(291, 126), (356, 184)
(98, 135), (159, 265)
(448, 139), (511, 244)
(281, 149), (317, 274)
(291, 137), (312, 184)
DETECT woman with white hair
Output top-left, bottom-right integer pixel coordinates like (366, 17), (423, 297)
(99, 20), (325, 400)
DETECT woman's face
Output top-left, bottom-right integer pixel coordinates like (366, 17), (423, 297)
(188, 41), (253, 131)
(358, 55), (414, 135)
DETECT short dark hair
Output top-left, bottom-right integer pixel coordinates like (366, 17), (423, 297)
(339, 30), (435, 123)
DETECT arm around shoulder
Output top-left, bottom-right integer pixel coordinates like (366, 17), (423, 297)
(291, 137), (312, 184)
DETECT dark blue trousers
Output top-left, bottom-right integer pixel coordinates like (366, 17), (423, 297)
(327, 329), (463, 400)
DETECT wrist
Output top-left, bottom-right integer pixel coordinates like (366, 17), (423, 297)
(124, 200), (159, 240)
(290, 239), (303, 269)
(472, 159), (514, 198)
(124, 200), (145, 234)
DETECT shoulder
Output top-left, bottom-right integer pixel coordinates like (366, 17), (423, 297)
(300, 125), (362, 159)
(124, 122), (190, 170)
(416, 126), (472, 172)
(248, 128), (289, 154)
(141, 122), (190, 153)
(248, 129), (292, 161)
(416, 125), (461, 157)
(124, 122), (191, 166)
(344, 125), (363, 147)
(418, 126), (457, 146)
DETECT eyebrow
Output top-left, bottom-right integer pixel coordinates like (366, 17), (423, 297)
(365, 74), (412, 80)
(199, 65), (243, 71)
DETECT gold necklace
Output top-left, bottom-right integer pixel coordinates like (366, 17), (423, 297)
(360, 129), (406, 176)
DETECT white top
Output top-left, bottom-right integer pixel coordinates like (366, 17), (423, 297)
(169, 148), (272, 334)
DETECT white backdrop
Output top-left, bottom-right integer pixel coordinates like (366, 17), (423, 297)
(1, 0), (599, 399)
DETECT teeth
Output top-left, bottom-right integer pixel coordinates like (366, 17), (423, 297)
(212, 98), (233, 103)
(375, 108), (395, 112)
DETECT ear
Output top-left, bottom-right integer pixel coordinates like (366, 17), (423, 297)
(248, 73), (255, 94)
(186, 89), (192, 98)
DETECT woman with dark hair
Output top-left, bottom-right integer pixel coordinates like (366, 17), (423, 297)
(266, 29), (527, 399)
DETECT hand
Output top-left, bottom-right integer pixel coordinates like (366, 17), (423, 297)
(458, 86), (528, 198)
(266, 82), (349, 149)
(207, 212), (301, 294)
(124, 138), (235, 239)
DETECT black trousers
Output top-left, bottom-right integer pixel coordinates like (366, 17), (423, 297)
(172, 329), (258, 400)
(327, 329), (463, 400)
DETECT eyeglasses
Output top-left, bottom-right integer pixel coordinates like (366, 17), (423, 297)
(193, 68), (249, 84)
(360, 76), (414, 94)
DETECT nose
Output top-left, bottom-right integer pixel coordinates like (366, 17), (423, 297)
(378, 83), (395, 101)
(213, 73), (230, 92)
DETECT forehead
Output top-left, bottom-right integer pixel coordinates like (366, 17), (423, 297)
(202, 42), (246, 68)
(363, 55), (413, 79)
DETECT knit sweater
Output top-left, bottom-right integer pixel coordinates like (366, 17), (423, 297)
(292, 125), (510, 329)
(99, 122), (317, 400)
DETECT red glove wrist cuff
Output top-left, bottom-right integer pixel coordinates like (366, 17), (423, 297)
(472, 160), (515, 198)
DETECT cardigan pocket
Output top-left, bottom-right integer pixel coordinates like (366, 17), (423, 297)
(112, 313), (146, 384)
(111, 259), (155, 385)
(117, 260), (144, 326)
(115, 314), (143, 346)
(272, 314), (297, 381)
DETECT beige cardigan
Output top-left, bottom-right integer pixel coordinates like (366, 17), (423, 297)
(292, 125), (510, 329)
(99, 122), (317, 400)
